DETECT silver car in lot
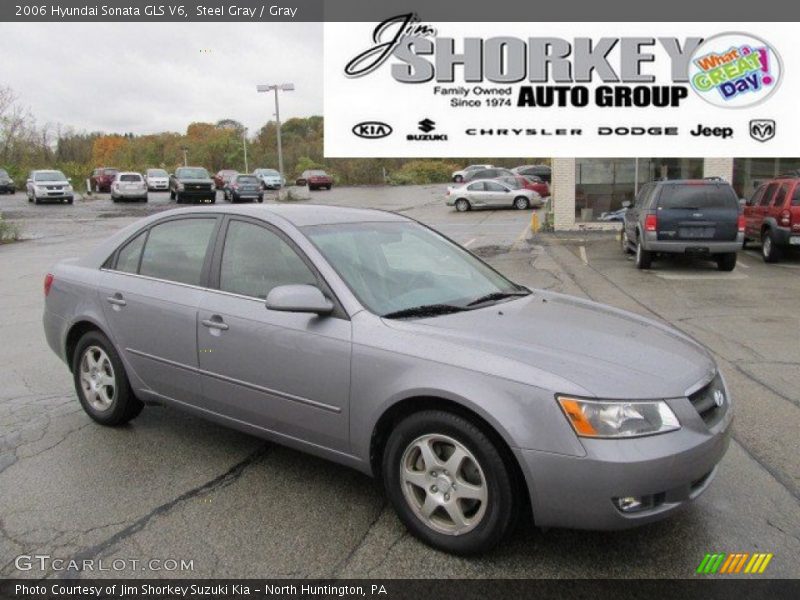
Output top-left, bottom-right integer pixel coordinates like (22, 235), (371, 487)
(111, 172), (148, 203)
(26, 170), (74, 204)
(446, 179), (542, 212)
(43, 205), (732, 555)
(145, 168), (170, 192)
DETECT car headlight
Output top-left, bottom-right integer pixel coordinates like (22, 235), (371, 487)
(557, 396), (680, 438)
(65, 185), (73, 192)
(35, 185), (48, 193)
(177, 182), (185, 191)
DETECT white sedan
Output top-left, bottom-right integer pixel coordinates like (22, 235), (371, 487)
(446, 179), (542, 212)
(144, 168), (170, 192)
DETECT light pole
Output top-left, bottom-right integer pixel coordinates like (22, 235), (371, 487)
(242, 127), (249, 173)
(181, 147), (188, 167)
(256, 83), (294, 183)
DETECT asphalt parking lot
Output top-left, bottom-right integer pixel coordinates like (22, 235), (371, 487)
(0, 186), (798, 579)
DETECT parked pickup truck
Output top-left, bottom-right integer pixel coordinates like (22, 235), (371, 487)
(169, 167), (216, 204)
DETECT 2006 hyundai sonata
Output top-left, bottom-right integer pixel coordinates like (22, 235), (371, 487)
(43, 205), (732, 555)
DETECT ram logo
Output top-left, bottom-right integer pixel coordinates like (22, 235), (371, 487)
(352, 121), (393, 139)
(749, 119), (776, 142)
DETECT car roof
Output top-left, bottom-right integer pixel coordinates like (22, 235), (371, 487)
(654, 179), (733, 186)
(157, 204), (408, 227)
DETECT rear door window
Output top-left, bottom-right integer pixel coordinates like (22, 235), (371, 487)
(139, 218), (217, 286)
(114, 232), (147, 274)
(772, 183), (790, 207)
(792, 185), (800, 207)
(657, 185), (738, 210)
(749, 185), (766, 207)
(760, 183), (779, 206)
(467, 182), (485, 191)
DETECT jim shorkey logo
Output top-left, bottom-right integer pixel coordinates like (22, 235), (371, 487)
(343, 16), (781, 111)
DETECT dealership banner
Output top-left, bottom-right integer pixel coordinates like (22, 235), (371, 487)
(324, 21), (794, 157)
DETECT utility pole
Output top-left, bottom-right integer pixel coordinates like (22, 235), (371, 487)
(243, 128), (249, 173)
(257, 83), (294, 183)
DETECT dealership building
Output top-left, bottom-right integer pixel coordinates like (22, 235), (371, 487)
(549, 157), (800, 230)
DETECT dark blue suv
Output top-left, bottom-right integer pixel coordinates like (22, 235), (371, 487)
(621, 179), (744, 271)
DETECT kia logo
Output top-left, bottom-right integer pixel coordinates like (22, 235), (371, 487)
(352, 121), (393, 139)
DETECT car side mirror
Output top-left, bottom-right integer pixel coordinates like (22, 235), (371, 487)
(266, 284), (333, 315)
(622, 200), (632, 208)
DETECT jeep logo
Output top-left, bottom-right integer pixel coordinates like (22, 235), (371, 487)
(352, 121), (393, 139)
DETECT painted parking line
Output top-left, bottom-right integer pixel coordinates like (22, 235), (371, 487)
(463, 238), (476, 248)
(579, 246), (588, 265)
(653, 272), (749, 280)
(736, 261), (750, 269)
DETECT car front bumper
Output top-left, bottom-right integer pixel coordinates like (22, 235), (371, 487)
(147, 181), (169, 190)
(515, 394), (733, 530)
(114, 189), (148, 198)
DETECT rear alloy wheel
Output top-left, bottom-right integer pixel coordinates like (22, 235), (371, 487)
(513, 196), (529, 210)
(382, 411), (516, 555)
(73, 331), (143, 426)
(716, 252), (737, 272)
(761, 230), (780, 263)
(635, 237), (653, 269)
(455, 198), (471, 213)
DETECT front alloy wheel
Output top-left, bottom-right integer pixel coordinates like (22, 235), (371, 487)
(400, 434), (488, 536)
(382, 410), (516, 555)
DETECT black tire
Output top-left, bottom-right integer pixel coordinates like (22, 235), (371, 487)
(761, 229), (781, 263)
(175, 192), (182, 204)
(382, 410), (517, 556)
(170, 189), (175, 200)
(716, 252), (737, 271)
(454, 198), (471, 213)
(513, 196), (529, 210)
(67, 198), (73, 205)
(257, 195), (264, 203)
(72, 331), (143, 426)
(635, 236), (653, 269)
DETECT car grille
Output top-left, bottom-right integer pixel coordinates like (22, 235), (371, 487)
(688, 374), (727, 427)
(186, 184), (211, 191)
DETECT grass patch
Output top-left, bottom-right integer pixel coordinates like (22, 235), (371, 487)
(0, 214), (21, 243)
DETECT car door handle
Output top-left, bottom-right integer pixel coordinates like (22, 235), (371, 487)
(201, 317), (229, 331)
(106, 294), (127, 307)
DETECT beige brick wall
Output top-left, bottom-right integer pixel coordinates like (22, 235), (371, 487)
(703, 157), (734, 182)
(551, 158), (576, 231)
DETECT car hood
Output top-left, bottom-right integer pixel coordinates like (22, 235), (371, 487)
(382, 291), (715, 399)
(35, 180), (69, 186)
(176, 178), (213, 184)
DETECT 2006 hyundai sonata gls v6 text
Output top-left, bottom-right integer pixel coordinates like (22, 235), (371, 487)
(43, 205), (732, 555)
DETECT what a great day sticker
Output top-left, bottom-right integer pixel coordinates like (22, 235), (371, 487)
(689, 32), (781, 108)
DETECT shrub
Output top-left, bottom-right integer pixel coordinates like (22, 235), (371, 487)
(387, 160), (461, 185)
(0, 213), (21, 243)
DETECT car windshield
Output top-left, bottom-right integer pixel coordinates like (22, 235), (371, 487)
(0, 170), (8, 177)
(119, 174), (141, 182)
(304, 221), (526, 317)
(176, 168), (209, 179)
(308, 170), (327, 177)
(236, 176), (259, 184)
(147, 169), (167, 177)
(658, 185), (738, 209)
(259, 169), (280, 176)
(34, 171), (67, 182)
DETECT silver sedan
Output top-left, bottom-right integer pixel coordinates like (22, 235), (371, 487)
(43, 205), (731, 555)
(446, 179), (542, 212)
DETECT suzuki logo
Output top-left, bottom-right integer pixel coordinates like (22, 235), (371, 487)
(749, 119), (776, 142)
(418, 118), (436, 133)
(352, 121), (393, 139)
(713, 389), (725, 408)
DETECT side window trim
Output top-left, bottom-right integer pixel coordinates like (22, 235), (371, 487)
(106, 214), (221, 289)
(208, 215), (349, 320)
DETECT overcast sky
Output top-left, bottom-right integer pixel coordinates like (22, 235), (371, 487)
(0, 23), (323, 136)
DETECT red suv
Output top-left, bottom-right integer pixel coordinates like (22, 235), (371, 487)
(214, 169), (238, 190)
(90, 168), (119, 193)
(743, 173), (800, 262)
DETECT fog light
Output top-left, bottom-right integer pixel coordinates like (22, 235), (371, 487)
(614, 496), (645, 512)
